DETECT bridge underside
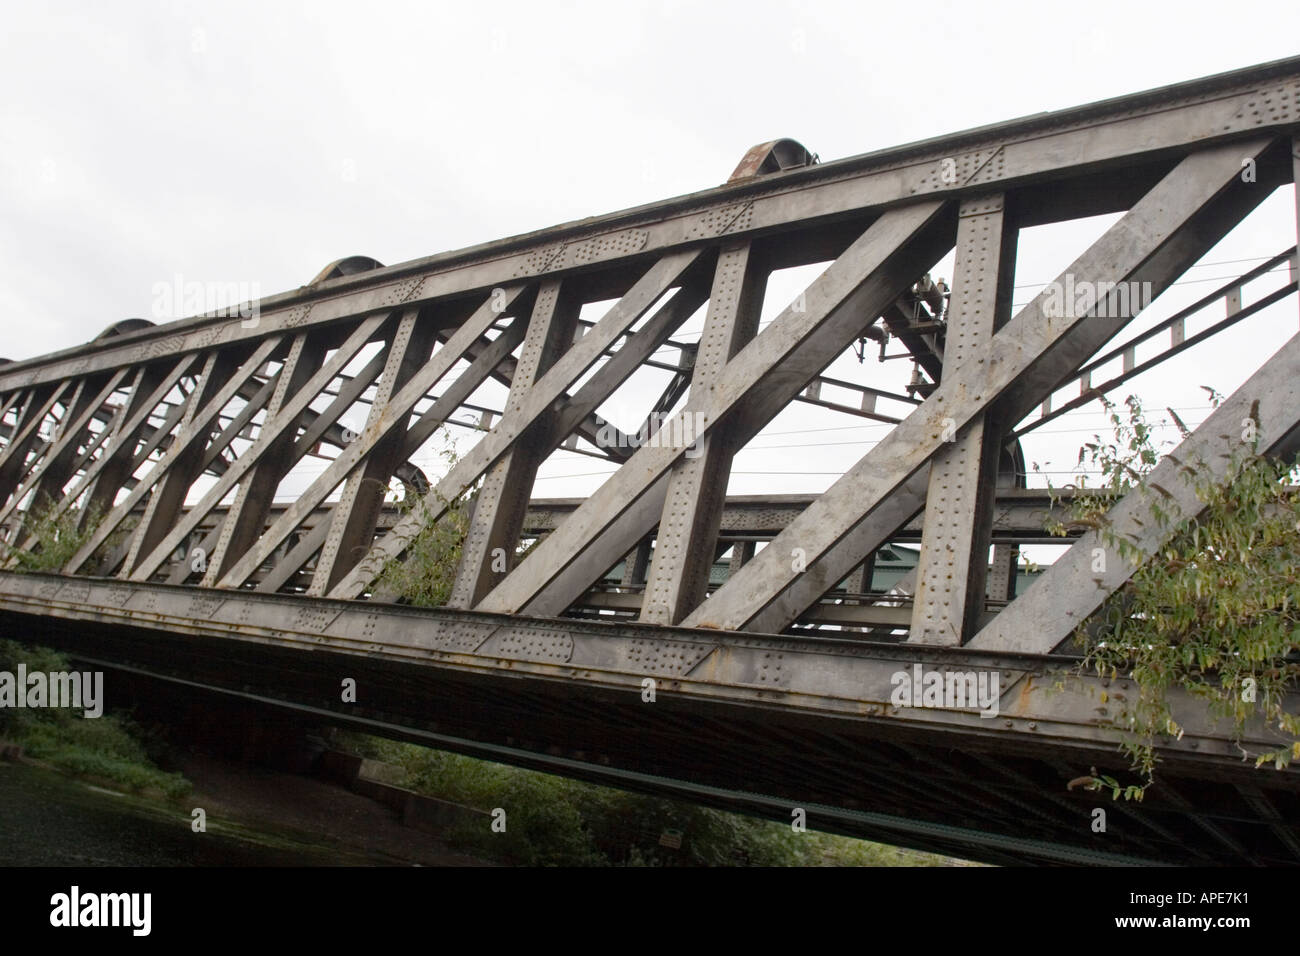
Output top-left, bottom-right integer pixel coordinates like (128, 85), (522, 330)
(3, 571), (1299, 866)
(3, 57), (1300, 865)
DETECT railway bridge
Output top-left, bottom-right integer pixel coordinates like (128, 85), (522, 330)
(3, 57), (1300, 865)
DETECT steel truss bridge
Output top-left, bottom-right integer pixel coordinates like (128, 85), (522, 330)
(2, 58), (1300, 865)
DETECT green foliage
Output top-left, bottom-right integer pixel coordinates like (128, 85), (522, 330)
(1046, 392), (1300, 795)
(0, 497), (102, 573)
(331, 730), (965, 866)
(373, 490), (471, 607)
(373, 435), (476, 607)
(0, 639), (191, 799)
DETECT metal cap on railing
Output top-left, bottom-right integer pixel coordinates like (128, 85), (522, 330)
(727, 139), (819, 182)
(94, 318), (156, 341)
(309, 255), (385, 285)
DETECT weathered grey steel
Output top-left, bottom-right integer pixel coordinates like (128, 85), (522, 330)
(683, 139), (1274, 631)
(309, 309), (438, 596)
(472, 202), (949, 615)
(549, 276), (711, 446)
(0, 383), (67, 510)
(327, 250), (706, 599)
(118, 349), (248, 577)
(453, 323), (638, 465)
(448, 281), (580, 607)
(0, 568), (1292, 765)
(2, 561), (1294, 866)
(2, 60), (1300, 865)
(67, 358), (197, 536)
(253, 279), (689, 599)
(121, 316), (389, 581)
(251, 320), (537, 596)
(1, 120), (1293, 636)
(0, 370), (126, 528)
(909, 195), (1013, 645)
(734, 471), (929, 634)
(60, 337), (280, 573)
(199, 332), (326, 585)
(212, 289), (525, 589)
(727, 540), (755, 578)
(640, 241), (763, 624)
(168, 349), (393, 588)
(514, 489), (1074, 541)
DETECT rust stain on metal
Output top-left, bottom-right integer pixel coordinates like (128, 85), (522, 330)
(727, 138), (818, 182)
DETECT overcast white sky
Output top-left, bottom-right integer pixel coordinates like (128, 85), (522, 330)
(2, 1), (1298, 536)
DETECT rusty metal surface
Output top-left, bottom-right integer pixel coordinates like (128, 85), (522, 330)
(726, 138), (819, 181)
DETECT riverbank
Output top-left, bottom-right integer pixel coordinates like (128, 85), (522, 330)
(0, 753), (492, 866)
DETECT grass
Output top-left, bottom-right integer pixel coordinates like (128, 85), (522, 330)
(0, 639), (191, 800)
(331, 729), (976, 867)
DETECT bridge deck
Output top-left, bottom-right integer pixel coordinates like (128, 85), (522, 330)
(2, 569), (1297, 865)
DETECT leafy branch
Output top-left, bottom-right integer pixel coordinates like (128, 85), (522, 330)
(0, 497), (103, 574)
(1044, 392), (1300, 796)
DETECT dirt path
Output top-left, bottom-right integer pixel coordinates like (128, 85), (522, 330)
(175, 751), (494, 866)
